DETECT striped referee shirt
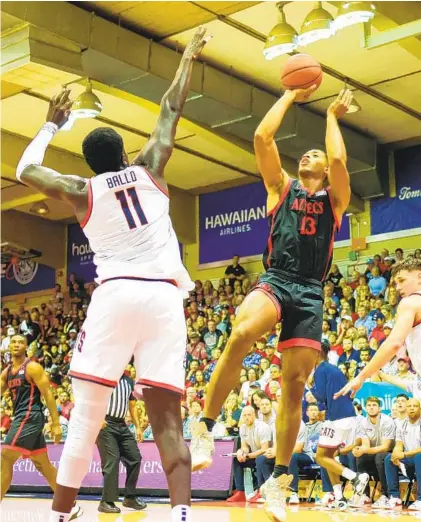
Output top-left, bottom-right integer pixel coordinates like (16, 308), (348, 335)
(106, 375), (135, 419)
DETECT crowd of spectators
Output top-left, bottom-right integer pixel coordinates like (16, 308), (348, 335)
(1, 247), (420, 506)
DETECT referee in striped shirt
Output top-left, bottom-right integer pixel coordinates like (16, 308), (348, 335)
(96, 369), (147, 514)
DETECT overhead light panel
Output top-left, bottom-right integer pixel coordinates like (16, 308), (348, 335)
(71, 80), (103, 119)
(263, 3), (298, 60)
(30, 201), (50, 215)
(298, 2), (336, 47)
(334, 1), (376, 30)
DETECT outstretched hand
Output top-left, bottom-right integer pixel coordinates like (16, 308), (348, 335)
(185, 26), (212, 60)
(333, 375), (364, 400)
(286, 84), (318, 103)
(47, 88), (73, 129)
(327, 89), (353, 118)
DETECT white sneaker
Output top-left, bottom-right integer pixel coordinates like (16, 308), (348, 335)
(330, 498), (348, 511)
(289, 492), (300, 505)
(319, 492), (335, 506)
(69, 503), (83, 520)
(350, 493), (371, 507)
(261, 474), (293, 522)
(372, 495), (390, 509)
(409, 500), (421, 511)
(190, 422), (214, 471)
(386, 497), (403, 509)
(351, 472), (370, 496)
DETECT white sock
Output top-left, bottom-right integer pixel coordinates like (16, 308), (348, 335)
(341, 467), (357, 481)
(333, 484), (343, 500)
(172, 505), (192, 522)
(48, 511), (70, 522)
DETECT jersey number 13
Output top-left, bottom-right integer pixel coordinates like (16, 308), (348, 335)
(115, 188), (148, 229)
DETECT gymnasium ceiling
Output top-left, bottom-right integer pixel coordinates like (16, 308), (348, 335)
(1, 1), (421, 223)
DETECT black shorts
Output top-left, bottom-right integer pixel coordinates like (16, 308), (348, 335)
(253, 268), (323, 352)
(3, 410), (47, 457)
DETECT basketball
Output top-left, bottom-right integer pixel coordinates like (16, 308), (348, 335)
(281, 53), (323, 91)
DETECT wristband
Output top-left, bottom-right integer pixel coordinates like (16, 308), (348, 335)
(16, 122), (58, 181)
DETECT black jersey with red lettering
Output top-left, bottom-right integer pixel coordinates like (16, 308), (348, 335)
(7, 359), (43, 416)
(263, 179), (339, 282)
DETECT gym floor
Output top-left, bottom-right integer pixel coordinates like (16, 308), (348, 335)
(3, 498), (421, 522)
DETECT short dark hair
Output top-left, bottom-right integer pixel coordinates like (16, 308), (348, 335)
(395, 248), (404, 254)
(392, 258), (421, 277)
(353, 401), (363, 413)
(10, 334), (27, 344)
(397, 393), (409, 400)
(82, 127), (124, 174)
(321, 339), (330, 358)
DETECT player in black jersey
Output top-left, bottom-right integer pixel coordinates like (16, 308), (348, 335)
(191, 87), (353, 520)
(0, 335), (82, 519)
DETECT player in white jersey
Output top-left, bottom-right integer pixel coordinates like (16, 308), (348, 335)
(336, 258), (421, 399)
(14, 27), (210, 522)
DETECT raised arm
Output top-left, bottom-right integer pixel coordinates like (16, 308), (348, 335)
(254, 86), (316, 201)
(132, 27), (211, 182)
(325, 90), (353, 220)
(26, 362), (62, 443)
(16, 89), (88, 217)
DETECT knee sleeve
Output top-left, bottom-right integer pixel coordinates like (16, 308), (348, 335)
(57, 380), (113, 489)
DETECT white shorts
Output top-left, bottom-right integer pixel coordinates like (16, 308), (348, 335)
(69, 279), (186, 394)
(318, 417), (357, 449)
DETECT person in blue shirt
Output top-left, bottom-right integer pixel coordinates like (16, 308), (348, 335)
(312, 341), (369, 509)
(337, 338), (360, 366)
(368, 267), (387, 297)
(355, 305), (376, 337)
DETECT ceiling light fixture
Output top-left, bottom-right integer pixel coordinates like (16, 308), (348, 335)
(263, 3), (298, 60)
(334, 1), (376, 31)
(30, 201), (50, 215)
(298, 2), (336, 47)
(71, 80), (103, 119)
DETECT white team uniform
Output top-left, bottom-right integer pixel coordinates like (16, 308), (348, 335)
(403, 291), (421, 374)
(318, 417), (357, 449)
(69, 165), (194, 393)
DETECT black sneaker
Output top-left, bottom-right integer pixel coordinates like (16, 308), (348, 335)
(351, 473), (370, 496)
(330, 497), (348, 511)
(98, 501), (121, 513)
(122, 497), (147, 510)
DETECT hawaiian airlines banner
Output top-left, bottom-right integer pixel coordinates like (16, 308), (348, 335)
(1, 261), (56, 297)
(199, 182), (268, 264)
(199, 182), (350, 264)
(67, 224), (97, 283)
(371, 145), (421, 234)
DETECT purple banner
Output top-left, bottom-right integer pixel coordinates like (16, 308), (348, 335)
(67, 224), (97, 283)
(9, 439), (235, 491)
(335, 213), (350, 242)
(371, 145), (421, 234)
(1, 261), (56, 297)
(199, 182), (268, 264)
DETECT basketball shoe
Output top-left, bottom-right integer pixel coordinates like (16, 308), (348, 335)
(260, 473), (293, 522)
(190, 422), (214, 471)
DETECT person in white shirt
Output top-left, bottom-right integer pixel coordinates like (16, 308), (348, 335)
(379, 371), (421, 402)
(384, 398), (421, 510)
(352, 397), (395, 507)
(228, 406), (271, 503)
(393, 394), (409, 431)
(0, 327), (15, 363)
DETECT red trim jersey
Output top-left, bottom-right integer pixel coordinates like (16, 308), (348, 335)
(263, 179), (340, 282)
(7, 359), (42, 416)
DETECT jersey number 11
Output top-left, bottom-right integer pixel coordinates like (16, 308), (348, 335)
(115, 188), (148, 229)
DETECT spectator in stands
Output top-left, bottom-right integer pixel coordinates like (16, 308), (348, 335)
(368, 267), (387, 297)
(355, 305), (376, 337)
(186, 361), (201, 385)
(379, 367), (421, 401)
(393, 394), (409, 429)
(224, 255), (246, 285)
(263, 365), (282, 396)
(394, 248), (404, 263)
(1, 326), (15, 361)
(258, 396), (276, 427)
(396, 357), (415, 381)
(186, 332), (207, 363)
(384, 398), (421, 510)
(370, 312), (386, 344)
(228, 406), (271, 503)
(353, 397), (395, 507)
(188, 400), (203, 424)
(239, 368), (258, 403)
(356, 348), (372, 376)
(382, 257), (394, 284)
(324, 283), (340, 307)
(338, 339), (359, 365)
(57, 391), (74, 421)
(327, 265), (343, 296)
(220, 393), (242, 435)
(193, 370), (207, 398)
(202, 320), (223, 355)
(322, 320), (330, 341)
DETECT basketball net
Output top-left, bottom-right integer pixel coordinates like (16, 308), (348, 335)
(5, 255), (20, 280)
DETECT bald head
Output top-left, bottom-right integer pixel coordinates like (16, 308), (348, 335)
(242, 406), (256, 426)
(407, 398), (421, 421)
